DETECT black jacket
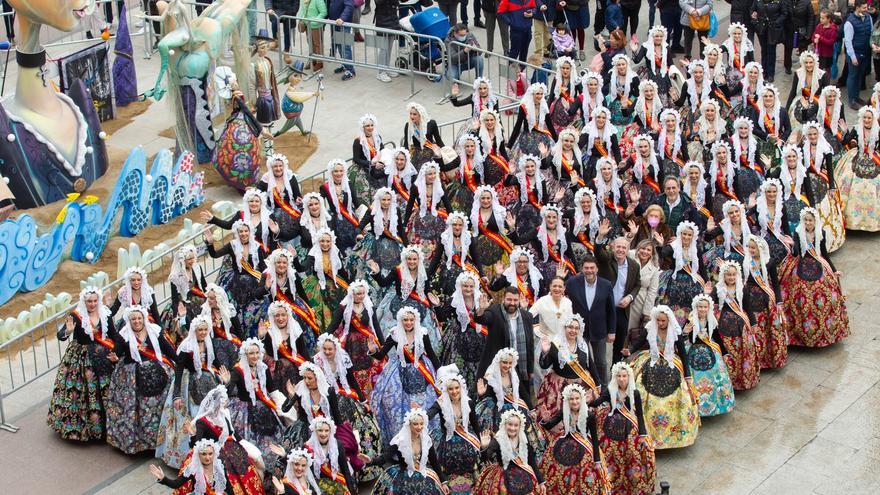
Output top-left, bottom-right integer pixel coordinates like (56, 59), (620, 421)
(564, 274), (617, 342)
(753, 0), (792, 45)
(474, 304), (537, 380)
(266, 0), (301, 14)
(727, 0), (756, 26)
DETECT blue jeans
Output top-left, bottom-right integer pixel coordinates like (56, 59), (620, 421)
(448, 53), (485, 81)
(247, 0), (258, 39)
(847, 53), (869, 105)
(333, 25), (355, 73)
(831, 40), (842, 80)
(648, 0), (656, 27)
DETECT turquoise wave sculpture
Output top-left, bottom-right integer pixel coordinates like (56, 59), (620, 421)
(0, 147), (204, 306)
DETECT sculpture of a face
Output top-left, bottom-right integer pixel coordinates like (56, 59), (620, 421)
(9, 0), (95, 32)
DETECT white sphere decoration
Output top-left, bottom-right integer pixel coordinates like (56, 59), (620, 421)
(85, 252), (94, 261)
(6, 134), (14, 142)
(2, 176), (9, 184)
(99, 131), (108, 140)
(169, 49), (175, 56)
(86, 146), (94, 154)
(145, 174), (153, 182)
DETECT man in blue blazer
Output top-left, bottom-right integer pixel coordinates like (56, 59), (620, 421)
(564, 255), (616, 384)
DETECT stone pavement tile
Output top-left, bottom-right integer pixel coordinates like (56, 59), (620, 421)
(785, 437), (858, 478)
(790, 385), (868, 424)
(750, 464), (830, 495)
(652, 451), (709, 495)
(690, 463), (766, 495)
(761, 358), (833, 396)
(697, 409), (771, 449)
(734, 380), (801, 421)
(811, 450), (880, 495)
(752, 411), (831, 451)
(858, 436), (880, 462)
(818, 357), (880, 395)
(727, 432), (800, 479)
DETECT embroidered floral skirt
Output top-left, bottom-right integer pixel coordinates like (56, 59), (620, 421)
(178, 444), (264, 495)
(835, 149), (880, 232)
(751, 304), (789, 369)
(716, 306), (761, 391)
(535, 371), (598, 438)
(47, 340), (113, 441)
(440, 322), (487, 400)
(684, 340), (735, 417)
(630, 351), (700, 450)
(473, 463), (538, 495)
(432, 430), (481, 495)
(594, 405), (656, 495)
(227, 398), (281, 469)
(779, 257), (850, 348)
(106, 361), (172, 454)
(370, 356), (438, 447)
(156, 368), (220, 468)
(373, 464), (445, 495)
(539, 433), (608, 495)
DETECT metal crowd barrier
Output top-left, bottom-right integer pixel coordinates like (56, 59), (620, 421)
(0, 220), (234, 433)
(446, 39), (554, 105)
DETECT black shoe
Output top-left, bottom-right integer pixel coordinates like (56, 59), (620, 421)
(361, 7), (371, 15)
(672, 45), (685, 53)
(856, 97), (868, 105)
(334, 66), (345, 74)
(850, 101), (861, 110)
(785, 67), (792, 75)
(474, 19), (485, 28)
(766, 76), (774, 83)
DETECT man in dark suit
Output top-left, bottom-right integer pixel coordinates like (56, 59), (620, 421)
(565, 255), (616, 384)
(476, 287), (536, 404)
(596, 235), (642, 365)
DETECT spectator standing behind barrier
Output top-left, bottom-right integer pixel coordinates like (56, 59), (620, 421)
(753, 0), (791, 83)
(460, 0), (485, 27)
(328, 0), (357, 80)
(374, 0), (401, 83)
(680, 0), (713, 60)
(605, 0), (623, 33)
(438, 0), (462, 25)
(483, 0), (510, 56)
(195, 0), (213, 15)
(658, 0), (685, 53)
(298, 0), (328, 72)
(498, 0), (536, 65)
(619, 0), (641, 37)
(267, 0), (300, 65)
(814, 9), (840, 71)
(532, 0), (557, 60)
(844, 0), (873, 108)
(558, 0), (590, 61)
(446, 22), (485, 81)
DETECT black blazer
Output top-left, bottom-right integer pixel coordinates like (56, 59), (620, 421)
(475, 304), (536, 380)
(565, 274), (617, 342)
(595, 245), (641, 304)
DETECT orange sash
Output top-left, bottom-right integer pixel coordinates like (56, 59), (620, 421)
(213, 322), (242, 346)
(282, 478), (310, 495)
(139, 345), (176, 369)
(576, 231), (595, 252)
(455, 424), (482, 450)
(616, 403), (640, 432)
(190, 286), (207, 299)
(594, 138), (609, 157)
(762, 113), (776, 137)
(682, 263), (705, 286)
(643, 172), (661, 194)
(546, 233), (576, 274)
(808, 150), (831, 184)
(823, 111), (845, 143)
(325, 269), (350, 290)
(604, 197), (624, 214)
(272, 187), (302, 220)
(367, 138), (378, 159)
(287, 297), (320, 335)
(644, 101), (654, 129)
(463, 159), (479, 193)
(511, 455), (539, 483)
(337, 386), (361, 401)
(516, 274), (535, 305)
(487, 152), (510, 174)
(397, 268), (431, 307)
(276, 342), (307, 366)
(699, 334), (722, 357)
(72, 310), (115, 350)
(235, 364), (278, 411)
(561, 154), (586, 187)
(802, 86), (819, 104)
(567, 358), (599, 394)
(392, 177), (411, 202)
(319, 463), (350, 494)
(351, 314), (381, 346)
(713, 87), (731, 107)
(733, 44), (742, 71)
(715, 170), (739, 201)
(725, 297), (752, 326)
(402, 344), (441, 394)
(479, 216), (513, 254)
(750, 270), (776, 306)
(240, 258), (262, 280)
(807, 247), (836, 276)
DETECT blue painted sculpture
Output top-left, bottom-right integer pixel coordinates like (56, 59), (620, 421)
(0, 148), (204, 306)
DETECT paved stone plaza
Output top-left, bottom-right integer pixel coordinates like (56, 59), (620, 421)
(0, 2), (878, 494)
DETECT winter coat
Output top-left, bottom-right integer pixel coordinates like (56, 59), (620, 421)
(753, 0), (791, 45)
(266, 0), (301, 14)
(679, 0), (714, 27)
(498, 0), (537, 32)
(727, 0), (756, 26)
(297, 0), (328, 29)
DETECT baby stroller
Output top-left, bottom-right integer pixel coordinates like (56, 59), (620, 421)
(397, 6), (449, 82)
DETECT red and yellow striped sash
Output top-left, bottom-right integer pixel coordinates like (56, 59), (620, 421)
(240, 258), (262, 280)
(455, 424), (481, 450)
(561, 155), (586, 187)
(272, 187), (302, 220)
(319, 463), (350, 494)
(287, 297), (320, 335)
(568, 358), (599, 394)
(351, 314), (381, 347)
(392, 177), (411, 202)
(402, 345), (440, 394)
(516, 274), (535, 306)
(479, 220), (513, 254)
